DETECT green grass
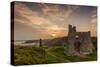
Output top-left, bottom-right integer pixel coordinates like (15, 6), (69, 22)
(14, 45), (97, 65)
(14, 45), (46, 65)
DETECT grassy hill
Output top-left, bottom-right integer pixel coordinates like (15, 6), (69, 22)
(14, 45), (97, 65)
(43, 37), (67, 46)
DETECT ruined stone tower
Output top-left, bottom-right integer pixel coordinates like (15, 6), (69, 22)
(65, 24), (94, 56)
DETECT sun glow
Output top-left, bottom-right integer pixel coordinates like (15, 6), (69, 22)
(51, 33), (57, 37)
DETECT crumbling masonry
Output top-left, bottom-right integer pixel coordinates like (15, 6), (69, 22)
(65, 24), (94, 56)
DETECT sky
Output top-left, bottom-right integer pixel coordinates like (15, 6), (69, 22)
(13, 2), (97, 40)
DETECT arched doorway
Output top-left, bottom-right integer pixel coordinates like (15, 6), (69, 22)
(74, 35), (81, 53)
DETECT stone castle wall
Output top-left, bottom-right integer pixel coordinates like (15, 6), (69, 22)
(65, 24), (94, 56)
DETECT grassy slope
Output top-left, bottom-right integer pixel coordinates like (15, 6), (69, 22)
(14, 45), (97, 65)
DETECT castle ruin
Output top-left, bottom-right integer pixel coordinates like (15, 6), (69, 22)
(65, 24), (94, 56)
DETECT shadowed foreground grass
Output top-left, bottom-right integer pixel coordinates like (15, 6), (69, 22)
(14, 45), (97, 65)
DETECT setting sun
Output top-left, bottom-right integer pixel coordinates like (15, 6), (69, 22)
(51, 33), (57, 37)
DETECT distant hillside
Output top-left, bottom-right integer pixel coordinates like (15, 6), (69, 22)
(24, 40), (39, 43)
(44, 36), (68, 46)
(24, 39), (51, 44)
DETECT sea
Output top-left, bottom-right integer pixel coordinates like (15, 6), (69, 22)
(13, 40), (40, 46)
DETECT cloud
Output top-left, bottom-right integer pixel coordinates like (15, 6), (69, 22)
(14, 2), (37, 26)
(14, 2), (96, 39)
(41, 4), (80, 27)
(90, 9), (97, 36)
(38, 25), (67, 37)
(14, 2), (68, 38)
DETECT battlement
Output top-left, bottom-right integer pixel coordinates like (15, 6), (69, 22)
(68, 24), (91, 36)
(68, 24), (76, 33)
